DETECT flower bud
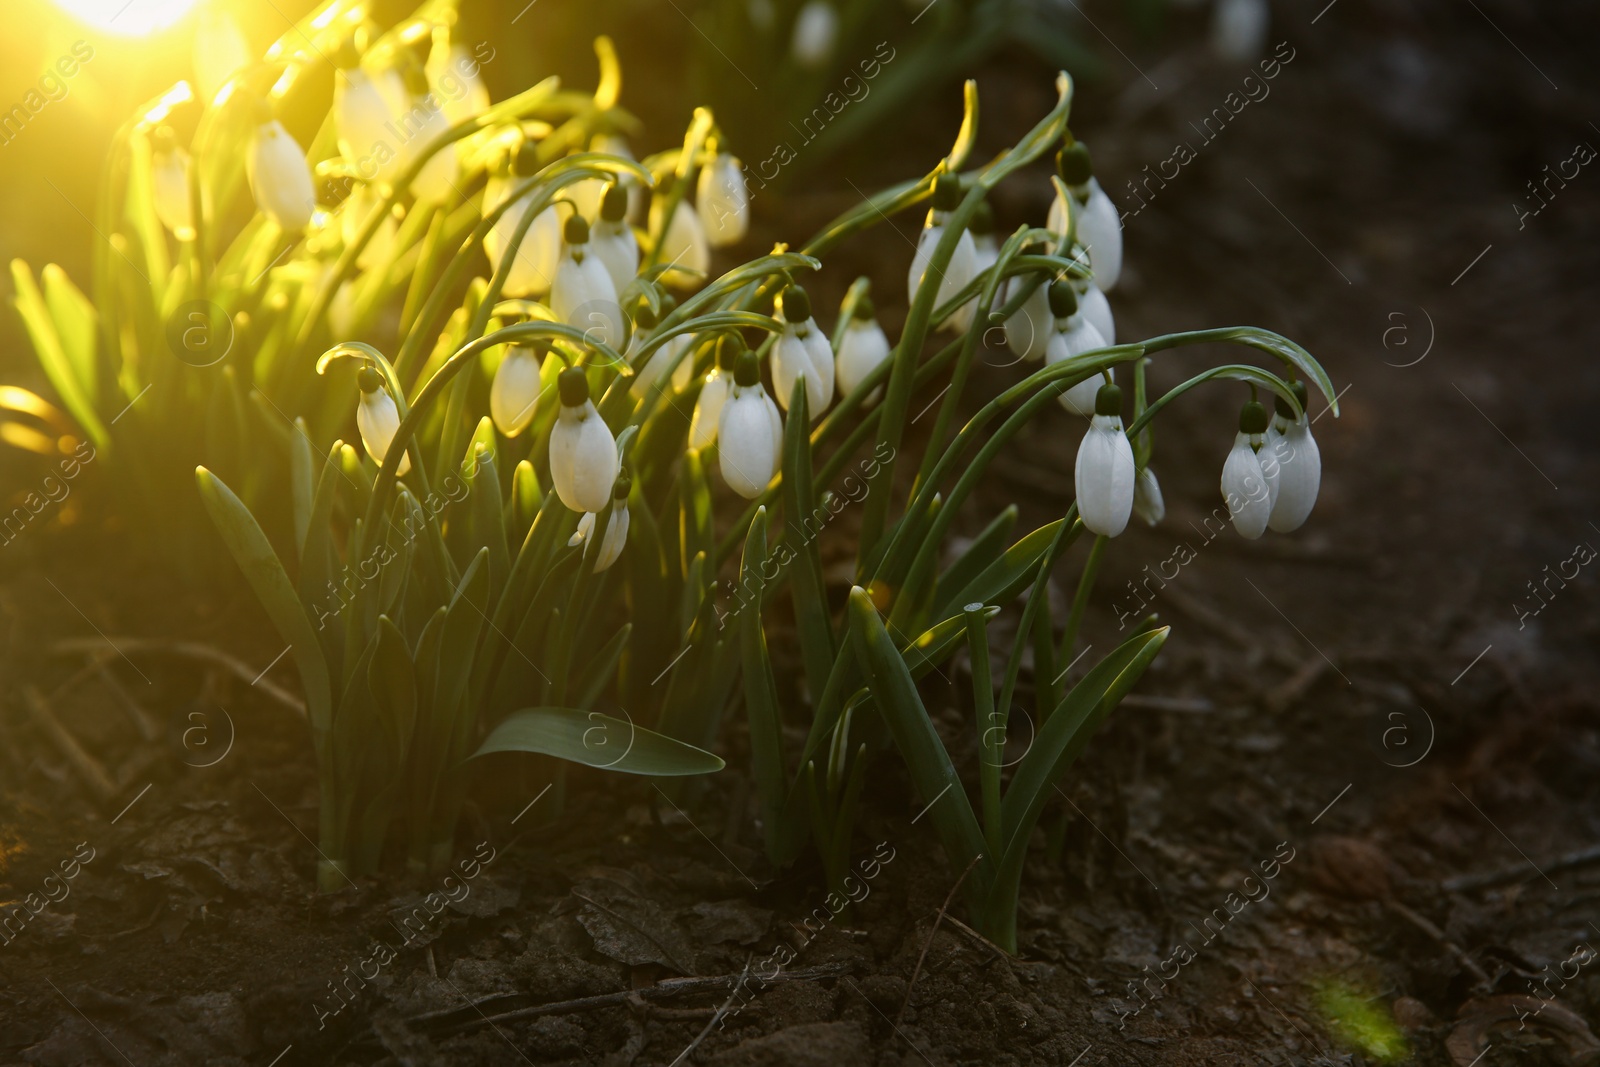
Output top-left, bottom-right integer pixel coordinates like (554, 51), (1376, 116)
(835, 296), (890, 404)
(490, 344), (543, 437)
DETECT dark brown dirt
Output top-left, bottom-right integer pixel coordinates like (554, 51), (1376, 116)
(3, 1), (1599, 1065)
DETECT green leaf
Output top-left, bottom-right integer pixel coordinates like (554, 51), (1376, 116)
(995, 627), (1169, 874)
(40, 265), (99, 408)
(779, 381), (835, 705)
(739, 508), (790, 861)
(196, 467), (332, 736)
(933, 505), (1018, 619)
(11, 260), (107, 448)
(944, 517), (1070, 615)
(680, 449), (713, 580)
(470, 708), (724, 776)
(846, 588), (988, 894)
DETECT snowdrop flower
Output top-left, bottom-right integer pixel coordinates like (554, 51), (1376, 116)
(835, 295), (890, 404)
(1077, 280), (1116, 345)
(698, 152), (750, 247)
(1133, 466), (1165, 526)
(688, 335), (739, 450)
(150, 128), (195, 240)
(569, 477), (631, 573)
(771, 285), (833, 416)
(485, 146), (560, 296)
(627, 303), (691, 401)
(1264, 383), (1321, 532)
(397, 63), (459, 205)
(356, 367), (410, 475)
(592, 183), (640, 295)
(1074, 382), (1135, 537)
(949, 200), (997, 333)
(247, 107), (317, 232)
(1003, 264), (1055, 363)
(194, 8), (253, 105)
(791, 0), (839, 69)
(1049, 144), (1123, 291)
(429, 42), (491, 126)
(1043, 282), (1109, 416)
(909, 176), (979, 334)
(1220, 399), (1274, 539)
(549, 367), (619, 514)
(490, 342), (545, 437)
(551, 215), (625, 350)
(1213, 0), (1269, 62)
(656, 199), (711, 288)
(333, 42), (401, 182)
(718, 345), (783, 499)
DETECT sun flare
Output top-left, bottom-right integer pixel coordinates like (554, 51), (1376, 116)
(51, 0), (199, 36)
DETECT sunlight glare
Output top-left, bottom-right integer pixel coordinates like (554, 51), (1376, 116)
(52, 0), (200, 37)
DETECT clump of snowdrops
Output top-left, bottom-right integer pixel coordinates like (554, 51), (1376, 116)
(8, 1), (1335, 944)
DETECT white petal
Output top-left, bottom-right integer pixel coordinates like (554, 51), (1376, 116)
(335, 70), (400, 178)
(1045, 317), (1109, 416)
(688, 370), (729, 451)
(358, 390), (411, 475)
(407, 105), (459, 205)
(592, 220), (640, 295)
(1047, 188), (1070, 238)
(1003, 277), (1054, 362)
(771, 326), (829, 416)
(569, 511), (595, 547)
(589, 505), (630, 572)
(549, 401), (618, 513)
(1133, 466), (1165, 526)
(1212, 0), (1269, 61)
(1221, 432), (1272, 539)
(670, 335), (698, 392)
(1078, 180), (1124, 291)
(908, 223), (979, 332)
(657, 200), (710, 288)
(719, 386), (778, 498)
(431, 45), (492, 126)
(697, 154), (749, 247)
(248, 121), (317, 231)
(488, 198), (561, 297)
(1074, 415), (1134, 537)
(552, 252), (624, 350)
(836, 319), (890, 402)
(1267, 420), (1321, 532)
(491, 347), (541, 436)
(764, 391), (784, 458)
(194, 10), (253, 104)
(1079, 283), (1116, 346)
(151, 149), (194, 239)
(1256, 427), (1282, 513)
(790, 0), (839, 68)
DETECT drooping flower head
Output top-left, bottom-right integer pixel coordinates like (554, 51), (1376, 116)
(772, 284), (833, 417)
(719, 342), (782, 499)
(698, 152), (750, 247)
(1049, 141), (1122, 291)
(688, 333), (741, 450)
(1221, 398), (1274, 539)
(490, 340), (547, 438)
(835, 295), (891, 404)
(1264, 381), (1321, 532)
(549, 366), (619, 514)
(552, 214), (625, 350)
(592, 182), (640, 295)
(1044, 281), (1109, 417)
(1074, 382), (1135, 537)
(356, 366), (411, 475)
(246, 98), (317, 233)
(909, 174), (979, 333)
